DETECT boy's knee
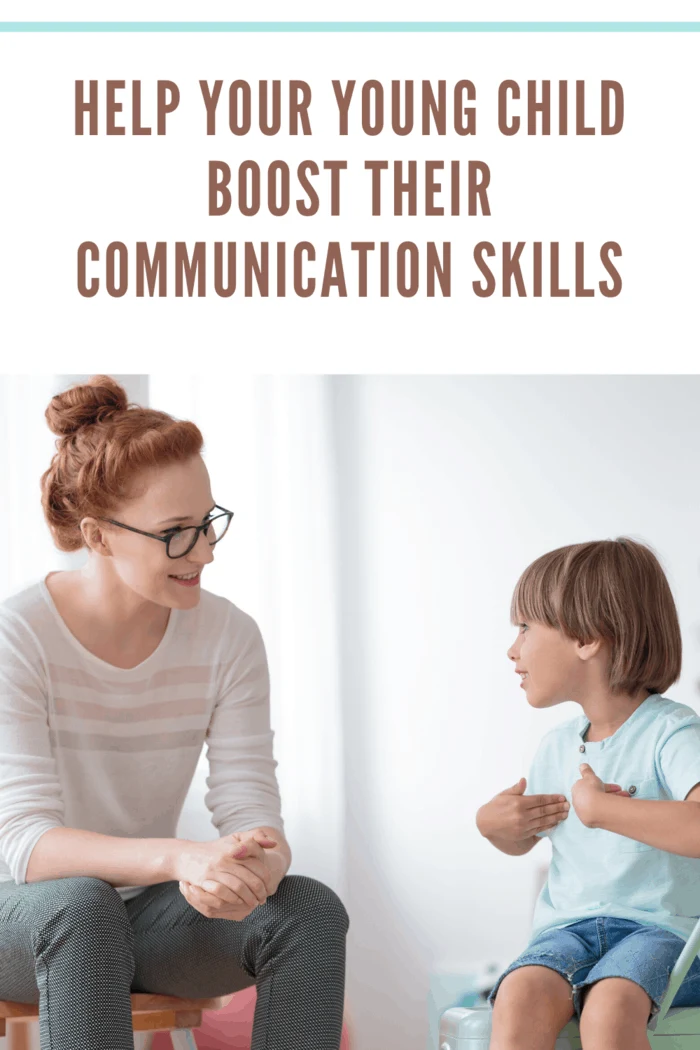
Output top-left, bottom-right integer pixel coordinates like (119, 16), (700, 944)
(579, 977), (652, 1030)
(493, 965), (573, 1028)
(497, 965), (570, 1002)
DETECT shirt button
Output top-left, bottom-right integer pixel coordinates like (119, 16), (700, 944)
(579, 744), (586, 753)
(628, 785), (637, 795)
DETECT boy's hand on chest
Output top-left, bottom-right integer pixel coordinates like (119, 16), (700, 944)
(571, 763), (631, 828)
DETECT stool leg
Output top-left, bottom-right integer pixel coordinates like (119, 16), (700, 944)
(6, 1021), (32, 1050)
(169, 1030), (198, 1050)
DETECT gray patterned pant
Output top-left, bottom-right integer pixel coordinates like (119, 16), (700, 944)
(0, 873), (349, 1050)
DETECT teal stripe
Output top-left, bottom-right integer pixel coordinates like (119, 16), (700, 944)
(0, 21), (699, 33)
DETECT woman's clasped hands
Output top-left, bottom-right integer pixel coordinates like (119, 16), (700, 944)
(176, 829), (284, 920)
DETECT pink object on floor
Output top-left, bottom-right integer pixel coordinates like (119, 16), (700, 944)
(151, 987), (350, 1049)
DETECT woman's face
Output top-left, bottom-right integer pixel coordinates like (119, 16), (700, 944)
(91, 454), (218, 609)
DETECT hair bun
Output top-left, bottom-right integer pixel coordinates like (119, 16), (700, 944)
(45, 375), (129, 436)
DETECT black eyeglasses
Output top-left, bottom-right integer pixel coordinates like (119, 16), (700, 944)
(100, 505), (234, 559)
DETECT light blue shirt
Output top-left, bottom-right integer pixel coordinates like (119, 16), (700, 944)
(528, 694), (700, 945)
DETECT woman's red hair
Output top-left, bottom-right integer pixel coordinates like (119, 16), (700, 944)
(41, 375), (203, 552)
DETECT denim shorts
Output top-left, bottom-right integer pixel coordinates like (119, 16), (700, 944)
(488, 917), (700, 1019)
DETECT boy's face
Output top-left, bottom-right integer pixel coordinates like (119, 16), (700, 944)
(507, 619), (588, 708)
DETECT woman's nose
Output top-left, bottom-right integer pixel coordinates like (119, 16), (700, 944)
(195, 530), (215, 563)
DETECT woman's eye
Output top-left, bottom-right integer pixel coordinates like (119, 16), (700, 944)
(519, 623), (529, 632)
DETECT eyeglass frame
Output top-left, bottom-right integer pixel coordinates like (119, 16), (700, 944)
(98, 505), (234, 559)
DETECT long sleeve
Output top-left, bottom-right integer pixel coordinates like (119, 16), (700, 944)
(203, 608), (284, 837)
(0, 610), (65, 883)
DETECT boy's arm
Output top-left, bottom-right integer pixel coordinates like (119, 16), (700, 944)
(476, 777), (568, 856)
(574, 730), (700, 857)
(478, 826), (540, 856)
(578, 785), (700, 856)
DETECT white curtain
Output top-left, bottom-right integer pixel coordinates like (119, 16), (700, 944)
(0, 374), (346, 898)
(144, 375), (346, 893)
(0, 375), (63, 600)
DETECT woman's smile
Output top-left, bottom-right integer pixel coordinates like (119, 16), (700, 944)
(168, 570), (201, 587)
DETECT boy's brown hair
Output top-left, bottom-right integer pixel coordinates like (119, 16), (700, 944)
(511, 538), (682, 695)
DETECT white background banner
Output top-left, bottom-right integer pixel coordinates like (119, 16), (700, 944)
(0, 12), (698, 370)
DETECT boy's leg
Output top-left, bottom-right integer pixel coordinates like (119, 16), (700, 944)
(490, 965), (575, 1050)
(487, 922), (601, 1050)
(573, 920), (700, 1049)
(579, 977), (652, 1050)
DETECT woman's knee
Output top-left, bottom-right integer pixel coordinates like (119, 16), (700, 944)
(274, 875), (349, 933)
(32, 877), (134, 955)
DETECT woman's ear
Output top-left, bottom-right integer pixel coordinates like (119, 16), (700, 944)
(576, 637), (603, 662)
(80, 517), (112, 556)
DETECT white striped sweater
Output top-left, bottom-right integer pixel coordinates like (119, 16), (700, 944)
(0, 580), (283, 899)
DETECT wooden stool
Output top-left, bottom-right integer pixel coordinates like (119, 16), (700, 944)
(0, 992), (234, 1049)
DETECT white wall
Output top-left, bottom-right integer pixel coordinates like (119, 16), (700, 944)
(330, 376), (700, 1050)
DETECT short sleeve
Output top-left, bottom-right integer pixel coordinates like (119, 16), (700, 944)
(657, 722), (700, 801)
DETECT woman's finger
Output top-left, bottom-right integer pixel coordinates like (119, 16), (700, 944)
(184, 882), (233, 915)
(223, 877), (258, 909)
(231, 856), (273, 895)
(236, 838), (266, 861)
(249, 830), (278, 849)
(180, 881), (210, 911)
(225, 865), (268, 903)
(202, 869), (265, 907)
(199, 880), (247, 905)
(183, 882), (258, 922)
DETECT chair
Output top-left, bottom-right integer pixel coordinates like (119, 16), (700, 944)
(438, 914), (700, 1048)
(0, 992), (233, 1050)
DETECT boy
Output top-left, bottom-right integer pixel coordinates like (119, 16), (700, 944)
(477, 538), (700, 1050)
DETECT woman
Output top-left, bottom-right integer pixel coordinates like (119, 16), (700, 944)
(0, 376), (349, 1050)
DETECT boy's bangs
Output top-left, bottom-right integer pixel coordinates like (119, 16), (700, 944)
(510, 557), (561, 629)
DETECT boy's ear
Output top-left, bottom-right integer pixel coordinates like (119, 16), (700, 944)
(576, 637), (603, 662)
